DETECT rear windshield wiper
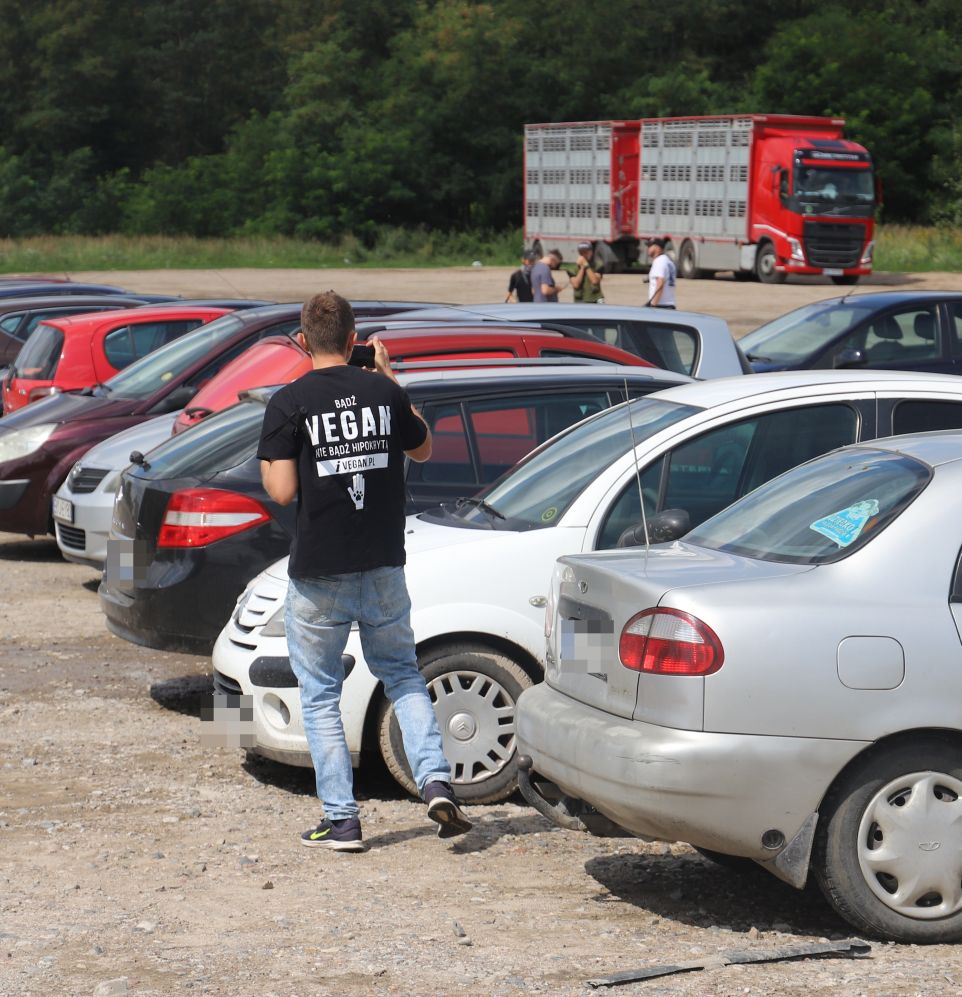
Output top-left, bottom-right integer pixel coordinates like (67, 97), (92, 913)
(745, 353), (772, 363)
(455, 497), (506, 521)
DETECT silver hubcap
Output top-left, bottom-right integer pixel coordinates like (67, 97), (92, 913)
(857, 770), (962, 920)
(427, 669), (516, 785)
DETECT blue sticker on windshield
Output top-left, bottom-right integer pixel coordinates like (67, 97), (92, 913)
(810, 499), (880, 547)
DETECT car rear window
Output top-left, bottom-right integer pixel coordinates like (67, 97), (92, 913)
(686, 448), (931, 564)
(138, 399), (265, 478)
(13, 323), (64, 379)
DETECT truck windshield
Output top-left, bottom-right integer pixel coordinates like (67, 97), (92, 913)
(794, 165), (874, 215)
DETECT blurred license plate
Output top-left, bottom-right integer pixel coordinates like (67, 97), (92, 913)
(52, 496), (73, 523)
(823, 268), (843, 276)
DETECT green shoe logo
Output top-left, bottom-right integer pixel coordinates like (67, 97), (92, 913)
(309, 828), (331, 840)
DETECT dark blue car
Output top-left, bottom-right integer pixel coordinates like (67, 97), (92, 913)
(740, 291), (962, 375)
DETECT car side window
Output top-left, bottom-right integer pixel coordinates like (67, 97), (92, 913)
(596, 403), (859, 549)
(410, 392), (610, 488)
(105, 320), (205, 369)
(408, 404), (474, 485)
(0, 314), (23, 337)
(892, 400), (962, 434)
(837, 305), (941, 366)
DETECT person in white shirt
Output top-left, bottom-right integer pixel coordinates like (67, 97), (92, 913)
(646, 238), (676, 309)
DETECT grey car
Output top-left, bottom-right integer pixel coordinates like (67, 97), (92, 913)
(517, 431), (962, 943)
(387, 303), (749, 379)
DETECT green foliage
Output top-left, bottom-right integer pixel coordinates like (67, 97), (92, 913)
(0, 0), (961, 239)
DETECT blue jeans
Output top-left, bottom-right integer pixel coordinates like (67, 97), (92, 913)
(285, 565), (451, 820)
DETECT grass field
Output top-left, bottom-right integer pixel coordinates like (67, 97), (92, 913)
(0, 225), (957, 274)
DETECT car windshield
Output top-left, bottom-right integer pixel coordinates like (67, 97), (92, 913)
(739, 299), (878, 365)
(685, 448), (931, 564)
(795, 165), (874, 205)
(137, 397), (265, 478)
(446, 397), (699, 530)
(103, 313), (244, 400)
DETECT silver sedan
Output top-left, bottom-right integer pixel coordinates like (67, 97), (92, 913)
(517, 431), (962, 943)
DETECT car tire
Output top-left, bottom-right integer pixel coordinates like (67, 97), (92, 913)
(831, 275), (860, 286)
(678, 241), (707, 279)
(755, 242), (786, 284)
(531, 240), (543, 258)
(812, 735), (962, 943)
(376, 643), (534, 804)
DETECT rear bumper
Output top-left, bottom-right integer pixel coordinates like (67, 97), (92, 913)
(516, 682), (866, 860)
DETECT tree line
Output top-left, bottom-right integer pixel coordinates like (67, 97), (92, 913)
(0, 0), (960, 240)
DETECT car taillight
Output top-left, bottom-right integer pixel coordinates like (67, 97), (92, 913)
(157, 489), (270, 548)
(619, 608), (723, 675)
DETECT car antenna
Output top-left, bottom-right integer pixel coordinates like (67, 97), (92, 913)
(623, 377), (650, 569)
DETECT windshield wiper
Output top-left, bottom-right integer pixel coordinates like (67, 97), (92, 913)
(455, 496), (506, 521)
(745, 353), (772, 363)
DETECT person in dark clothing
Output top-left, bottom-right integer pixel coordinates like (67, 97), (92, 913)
(505, 249), (538, 302)
(257, 291), (471, 852)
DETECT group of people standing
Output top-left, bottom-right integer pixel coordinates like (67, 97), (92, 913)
(505, 237), (676, 308)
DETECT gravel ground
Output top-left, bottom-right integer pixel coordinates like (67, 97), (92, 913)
(2, 269), (962, 995)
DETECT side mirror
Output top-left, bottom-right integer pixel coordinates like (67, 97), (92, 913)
(617, 508), (691, 548)
(152, 384), (197, 414)
(833, 347), (866, 368)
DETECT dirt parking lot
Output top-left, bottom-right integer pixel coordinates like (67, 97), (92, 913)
(2, 268), (962, 996)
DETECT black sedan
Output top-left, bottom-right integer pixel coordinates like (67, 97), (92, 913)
(100, 363), (688, 653)
(740, 291), (962, 374)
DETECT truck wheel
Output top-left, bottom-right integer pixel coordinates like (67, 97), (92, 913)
(531, 240), (543, 258)
(678, 242), (707, 279)
(376, 643), (534, 804)
(812, 735), (962, 943)
(755, 242), (786, 284)
(831, 275), (860, 286)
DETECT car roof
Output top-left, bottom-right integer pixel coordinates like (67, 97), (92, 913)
(0, 294), (156, 314)
(388, 302), (728, 324)
(646, 368), (962, 408)
(395, 363), (689, 389)
(240, 362), (690, 406)
(38, 304), (233, 329)
(845, 429), (962, 468)
(802, 290), (962, 310)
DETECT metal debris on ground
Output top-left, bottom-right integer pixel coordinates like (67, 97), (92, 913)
(586, 937), (872, 988)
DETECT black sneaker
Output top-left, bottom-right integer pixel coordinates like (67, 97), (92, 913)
(300, 816), (365, 852)
(423, 781), (472, 839)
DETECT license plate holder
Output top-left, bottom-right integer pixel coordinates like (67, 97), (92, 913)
(52, 495), (74, 524)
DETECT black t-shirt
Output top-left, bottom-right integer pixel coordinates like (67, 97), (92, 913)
(507, 268), (533, 302)
(257, 365), (427, 579)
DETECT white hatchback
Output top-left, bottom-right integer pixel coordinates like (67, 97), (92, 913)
(211, 370), (962, 802)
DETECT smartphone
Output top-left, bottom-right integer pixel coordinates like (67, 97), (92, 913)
(348, 344), (376, 368)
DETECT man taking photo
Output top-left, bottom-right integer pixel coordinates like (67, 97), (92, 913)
(257, 291), (472, 852)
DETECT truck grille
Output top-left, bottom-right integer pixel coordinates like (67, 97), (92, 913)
(67, 466), (110, 494)
(803, 222), (866, 268)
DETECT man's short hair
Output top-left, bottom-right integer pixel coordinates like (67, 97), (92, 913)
(522, 249), (538, 263)
(548, 248), (564, 262)
(301, 291), (355, 356)
(647, 237), (667, 250)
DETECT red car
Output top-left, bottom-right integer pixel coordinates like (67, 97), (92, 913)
(2, 305), (231, 414)
(171, 323), (653, 433)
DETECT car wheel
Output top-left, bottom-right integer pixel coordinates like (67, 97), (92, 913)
(376, 643), (534, 804)
(678, 241), (706, 279)
(831, 275), (860, 286)
(813, 736), (962, 943)
(755, 242), (786, 284)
